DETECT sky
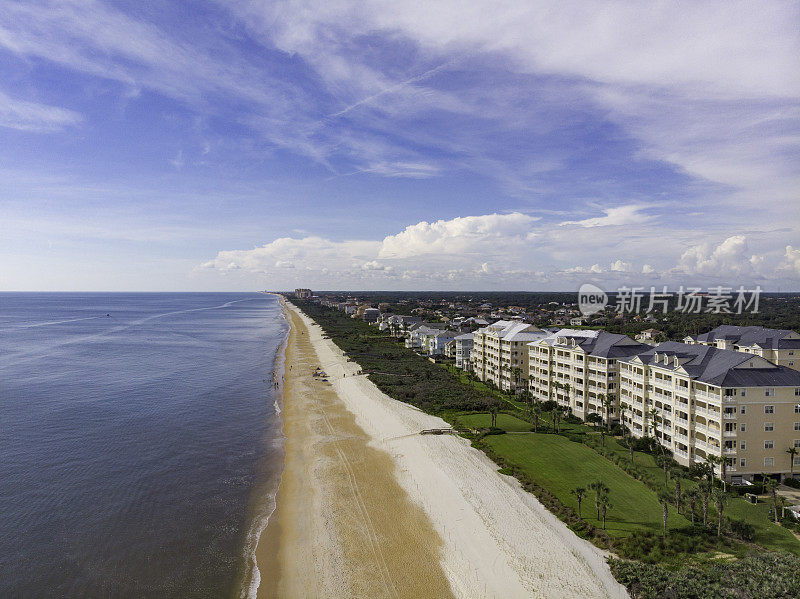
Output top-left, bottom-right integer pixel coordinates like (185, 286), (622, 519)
(0, 0), (798, 292)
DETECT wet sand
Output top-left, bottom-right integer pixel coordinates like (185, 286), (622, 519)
(255, 307), (455, 599)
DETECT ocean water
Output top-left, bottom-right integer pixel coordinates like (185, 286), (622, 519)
(0, 293), (287, 598)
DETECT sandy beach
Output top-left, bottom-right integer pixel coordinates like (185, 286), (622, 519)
(256, 300), (629, 598)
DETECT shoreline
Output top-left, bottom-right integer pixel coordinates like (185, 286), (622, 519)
(254, 299), (629, 598)
(238, 296), (291, 599)
(254, 298), (453, 598)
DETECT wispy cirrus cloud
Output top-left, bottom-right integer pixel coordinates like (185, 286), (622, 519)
(0, 90), (81, 132)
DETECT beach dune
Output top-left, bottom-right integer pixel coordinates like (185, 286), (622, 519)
(256, 301), (628, 598)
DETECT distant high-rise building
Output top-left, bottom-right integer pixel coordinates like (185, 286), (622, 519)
(294, 288), (313, 299)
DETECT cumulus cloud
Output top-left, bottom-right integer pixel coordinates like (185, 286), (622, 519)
(610, 259), (632, 272)
(378, 212), (539, 259)
(677, 235), (761, 276)
(201, 214), (799, 289)
(780, 246), (800, 278)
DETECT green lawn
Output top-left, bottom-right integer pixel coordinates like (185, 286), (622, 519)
(589, 435), (800, 554)
(457, 412), (533, 432)
(484, 433), (688, 536)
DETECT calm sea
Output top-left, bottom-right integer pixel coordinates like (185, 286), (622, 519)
(0, 293), (287, 598)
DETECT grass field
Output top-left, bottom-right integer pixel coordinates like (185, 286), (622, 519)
(483, 432), (688, 536)
(591, 435), (800, 554)
(456, 412), (533, 432)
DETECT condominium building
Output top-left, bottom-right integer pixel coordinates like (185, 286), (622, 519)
(473, 321), (547, 391)
(685, 325), (800, 371)
(528, 329), (649, 422)
(619, 341), (800, 481)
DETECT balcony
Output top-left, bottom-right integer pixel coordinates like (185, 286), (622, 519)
(723, 413), (737, 420)
(722, 430), (737, 438)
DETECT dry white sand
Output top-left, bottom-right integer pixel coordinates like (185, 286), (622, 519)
(288, 303), (629, 599)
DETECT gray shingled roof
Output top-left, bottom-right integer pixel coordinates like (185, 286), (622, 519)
(624, 341), (800, 387)
(691, 325), (800, 350)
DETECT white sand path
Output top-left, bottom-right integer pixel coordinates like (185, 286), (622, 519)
(290, 303), (629, 599)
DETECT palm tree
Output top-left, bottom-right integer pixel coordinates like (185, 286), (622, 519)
(670, 466), (683, 510)
(602, 393), (615, 431)
(624, 436), (635, 463)
(489, 403), (499, 429)
(618, 401), (629, 437)
(588, 480), (610, 520)
(531, 403), (541, 433)
(599, 492), (612, 530)
(764, 477), (780, 523)
(787, 446), (798, 477)
(562, 382), (572, 410)
(658, 490), (672, 537)
(704, 454), (720, 485)
(656, 454), (674, 487)
(571, 487), (586, 521)
(685, 489), (700, 526)
(699, 480), (712, 526)
(711, 488), (728, 536)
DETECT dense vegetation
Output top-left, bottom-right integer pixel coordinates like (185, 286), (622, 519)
(292, 298), (495, 412)
(609, 552), (800, 599)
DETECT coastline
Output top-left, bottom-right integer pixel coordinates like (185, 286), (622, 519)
(254, 298), (628, 598)
(238, 298), (291, 599)
(253, 298), (454, 598)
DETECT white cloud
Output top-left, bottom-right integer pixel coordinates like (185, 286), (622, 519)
(780, 246), (800, 278)
(201, 235), (380, 273)
(202, 214), (799, 289)
(677, 235), (760, 276)
(0, 90), (82, 132)
(378, 212), (539, 259)
(610, 260), (632, 272)
(560, 205), (653, 228)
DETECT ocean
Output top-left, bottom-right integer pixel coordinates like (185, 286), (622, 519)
(0, 293), (288, 598)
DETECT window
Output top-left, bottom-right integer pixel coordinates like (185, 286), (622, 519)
(740, 423), (746, 432)
(765, 405), (775, 414)
(766, 389), (775, 397)
(765, 440), (774, 449)
(765, 423), (774, 432)
(765, 457), (775, 467)
(740, 458), (747, 467)
(795, 389), (800, 397)
(795, 404), (800, 412)
(741, 405), (746, 414)
(740, 441), (746, 450)
(795, 440), (800, 448)
(741, 389), (746, 397)
(796, 423), (800, 431)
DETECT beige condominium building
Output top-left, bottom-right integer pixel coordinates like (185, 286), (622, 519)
(473, 320), (546, 392)
(685, 325), (800, 371)
(528, 329), (649, 423)
(620, 341), (800, 482)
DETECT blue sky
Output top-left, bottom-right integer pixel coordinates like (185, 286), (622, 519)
(1, 0), (798, 291)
